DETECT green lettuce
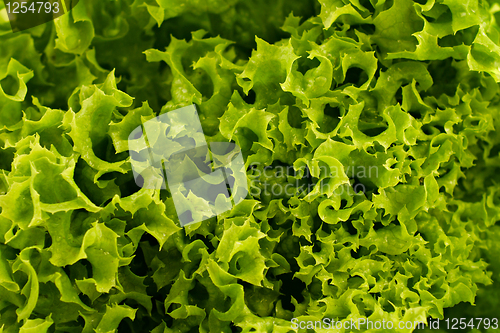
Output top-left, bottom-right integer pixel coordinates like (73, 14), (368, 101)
(0, 0), (500, 332)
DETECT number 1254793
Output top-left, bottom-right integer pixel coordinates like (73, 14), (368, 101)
(6, 1), (60, 14)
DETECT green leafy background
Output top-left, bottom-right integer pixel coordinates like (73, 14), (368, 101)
(0, 0), (499, 332)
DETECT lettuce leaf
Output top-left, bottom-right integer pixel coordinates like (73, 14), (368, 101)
(0, 0), (500, 332)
